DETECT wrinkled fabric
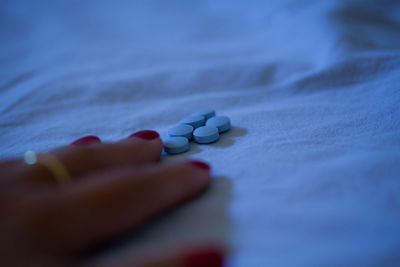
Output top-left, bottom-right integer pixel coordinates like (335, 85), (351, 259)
(1, 0), (400, 266)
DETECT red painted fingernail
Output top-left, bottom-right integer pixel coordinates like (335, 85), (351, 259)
(187, 160), (211, 171)
(71, 135), (101, 146)
(182, 247), (225, 267)
(129, 130), (160, 140)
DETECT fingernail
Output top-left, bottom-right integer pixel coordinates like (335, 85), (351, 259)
(182, 247), (225, 267)
(187, 160), (211, 171)
(129, 130), (160, 140)
(71, 135), (101, 146)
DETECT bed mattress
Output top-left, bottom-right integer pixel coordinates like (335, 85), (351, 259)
(1, 0), (400, 265)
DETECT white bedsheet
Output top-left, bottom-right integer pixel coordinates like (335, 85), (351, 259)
(1, 0), (400, 266)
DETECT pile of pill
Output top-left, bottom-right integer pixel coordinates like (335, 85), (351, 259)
(163, 109), (231, 154)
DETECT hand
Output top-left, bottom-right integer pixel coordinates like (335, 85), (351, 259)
(0, 130), (225, 266)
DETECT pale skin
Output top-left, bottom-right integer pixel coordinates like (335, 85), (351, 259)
(0, 132), (224, 266)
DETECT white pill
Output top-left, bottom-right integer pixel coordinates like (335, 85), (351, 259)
(192, 109), (216, 120)
(193, 126), (219, 144)
(163, 137), (189, 154)
(206, 116), (231, 133)
(180, 115), (205, 129)
(168, 124), (194, 139)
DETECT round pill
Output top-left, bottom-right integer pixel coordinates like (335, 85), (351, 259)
(180, 115), (205, 129)
(206, 116), (231, 133)
(193, 126), (219, 144)
(163, 137), (190, 154)
(168, 124), (194, 139)
(192, 109), (216, 120)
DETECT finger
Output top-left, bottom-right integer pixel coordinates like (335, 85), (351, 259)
(20, 160), (211, 253)
(0, 159), (24, 184)
(16, 130), (163, 184)
(90, 244), (226, 267)
(0, 134), (101, 182)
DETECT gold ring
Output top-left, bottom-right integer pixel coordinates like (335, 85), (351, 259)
(24, 150), (70, 184)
